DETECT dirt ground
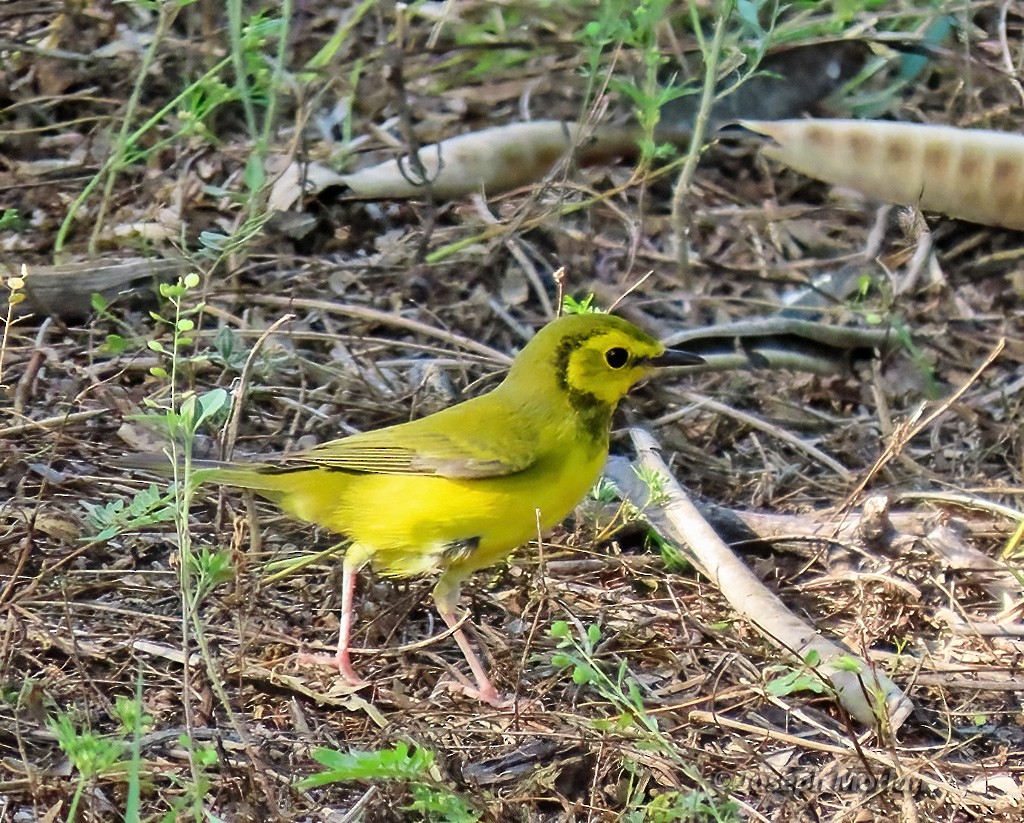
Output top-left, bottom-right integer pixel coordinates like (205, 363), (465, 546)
(2, 1), (1024, 821)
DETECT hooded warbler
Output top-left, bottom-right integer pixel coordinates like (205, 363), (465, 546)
(181, 312), (701, 705)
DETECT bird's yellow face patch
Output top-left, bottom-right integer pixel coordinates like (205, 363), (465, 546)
(558, 328), (665, 407)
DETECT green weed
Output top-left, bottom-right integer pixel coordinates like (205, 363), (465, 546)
(562, 293), (603, 315)
(0, 208), (23, 230)
(580, 0), (685, 167)
(645, 529), (693, 572)
(56, 1), (292, 253)
(625, 787), (742, 822)
(158, 734), (220, 823)
(1, 265), (27, 393)
(47, 694), (155, 823)
(550, 621), (665, 744)
(764, 649), (832, 698)
(83, 483), (178, 542)
(298, 743), (481, 822)
(549, 621), (738, 818)
(128, 270), (240, 817)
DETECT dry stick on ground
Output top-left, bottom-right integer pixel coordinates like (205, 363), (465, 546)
(605, 428), (914, 731)
(0, 409), (108, 439)
(221, 313), (295, 461)
(658, 390), (852, 479)
(14, 257), (187, 319)
(253, 295), (513, 364)
(839, 338), (1006, 512)
(686, 710), (1003, 809)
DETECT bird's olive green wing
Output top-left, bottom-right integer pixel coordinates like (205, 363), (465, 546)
(276, 403), (540, 479)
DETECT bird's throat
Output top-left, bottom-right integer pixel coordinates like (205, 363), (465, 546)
(566, 386), (614, 451)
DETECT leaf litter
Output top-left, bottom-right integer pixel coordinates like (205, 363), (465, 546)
(1, 1), (1024, 820)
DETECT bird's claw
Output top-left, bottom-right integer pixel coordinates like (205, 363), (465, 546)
(296, 651), (369, 688)
(435, 679), (519, 709)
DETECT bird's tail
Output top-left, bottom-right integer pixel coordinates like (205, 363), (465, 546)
(115, 452), (293, 496)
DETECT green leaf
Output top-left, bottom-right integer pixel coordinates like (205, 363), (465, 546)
(550, 652), (574, 669)
(47, 713), (127, 778)
(562, 293), (603, 315)
(198, 232), (228, 252)
(766, 670), (828, 697)
(406, 783), (480, 822)
(296, 743), (434, 790)
(190, 547), (236, 599)
(194, 743), (219, 768)
(244, 153), (266, 191)
(736, 0), (765, 34)
(103, 334), (128, 355)
(0, 208), (22, 230)
(833, 655), (863, 673)
(194, 388), (229, 428)
(179, 394), (197, 425)
(82, 484), (176, 540)
(113, 695), (153, 735)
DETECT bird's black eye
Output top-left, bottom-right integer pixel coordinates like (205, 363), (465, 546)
(604, 347), (629, 369)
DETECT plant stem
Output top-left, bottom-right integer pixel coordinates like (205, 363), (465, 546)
(228, 0), (258, 137)
(670, 0), (733, 290)
(88, 2), (180, 255)
(55, 55), (232, 253)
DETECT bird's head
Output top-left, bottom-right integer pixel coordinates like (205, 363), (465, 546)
(507, 313), (702, 410)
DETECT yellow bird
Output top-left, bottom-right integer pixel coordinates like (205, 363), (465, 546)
(191, 313), (701, 705)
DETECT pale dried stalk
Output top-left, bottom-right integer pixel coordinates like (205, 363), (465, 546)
(605, 427), (914, 731)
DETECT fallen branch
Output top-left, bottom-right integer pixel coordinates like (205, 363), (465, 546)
(605, 427), (914, 731)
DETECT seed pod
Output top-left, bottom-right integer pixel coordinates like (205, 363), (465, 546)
(745, 119), (1024, 231)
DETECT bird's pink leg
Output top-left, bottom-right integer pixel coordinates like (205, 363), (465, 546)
(437, 608), (509, 707)
(433, 570), (513, 708)
(333, 556), (368, 685)
(298, 554), (368, 687)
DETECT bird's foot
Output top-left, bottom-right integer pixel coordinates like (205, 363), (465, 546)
(435, 678), (518, 709)
(296, 651), (369, 688)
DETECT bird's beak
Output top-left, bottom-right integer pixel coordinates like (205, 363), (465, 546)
(649, 348), (704, 367)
